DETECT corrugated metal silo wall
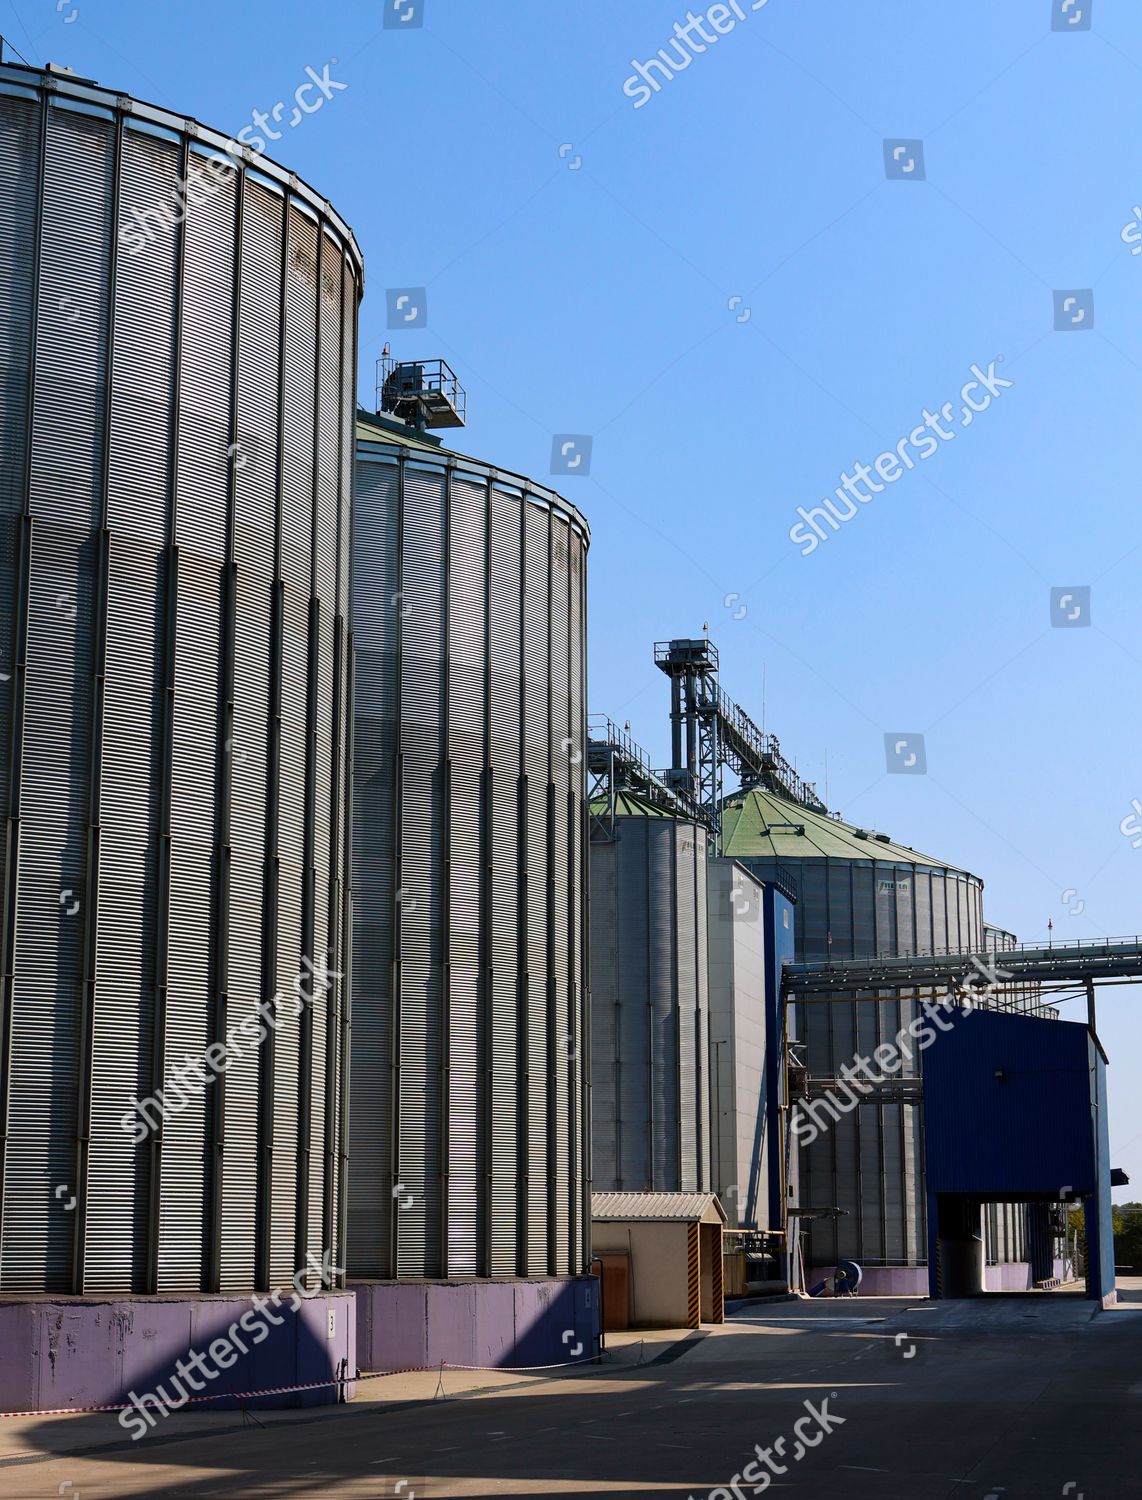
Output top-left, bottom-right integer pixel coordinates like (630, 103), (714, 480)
(589, 816), (710, 1194)
(738, 853), (983, 1268)
(351, 446), (590, 1278)
(706, 859), (767, 1229)
(0, 76), (358, 1294)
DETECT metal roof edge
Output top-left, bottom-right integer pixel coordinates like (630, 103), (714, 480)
(355, 418), (591, 544)
(0, 61), (365, 282)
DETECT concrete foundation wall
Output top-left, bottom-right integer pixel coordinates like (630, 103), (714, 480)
(352, 1277), (601, 1371)
(0, 1293), (355, 1416)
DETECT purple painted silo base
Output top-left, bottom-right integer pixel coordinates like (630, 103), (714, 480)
(810, 1259), (1075, 1297)
(812, 1265), (930, 1296)
(0, 1292), (356, 1418)
(351, 1276), (601, 1373)
(983, 1257), (1071, 1292)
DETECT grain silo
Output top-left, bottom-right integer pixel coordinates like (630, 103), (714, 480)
(589, 792), (711, 1194)
(721, 785), (984, 1289)
(584, 704), (795, 1296)
(350, 410), (597, 1367)
(0, 59), (360, 1404)
(705, 857), (772, 1230)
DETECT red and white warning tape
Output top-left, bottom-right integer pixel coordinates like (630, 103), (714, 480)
(437, 1358), (589, 1373)
(0, 1352), (594, 1419)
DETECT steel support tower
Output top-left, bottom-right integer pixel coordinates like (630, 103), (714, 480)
(653, 638), (827, 853)
(586, 714), (706, 839)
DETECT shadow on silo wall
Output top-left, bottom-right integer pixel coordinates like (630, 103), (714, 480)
(0, 1292), (356, 1421)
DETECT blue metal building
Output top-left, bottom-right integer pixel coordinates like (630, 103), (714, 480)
(922, 1009), (1115, 1304)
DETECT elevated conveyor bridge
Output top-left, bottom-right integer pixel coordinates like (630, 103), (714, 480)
(781, 935), (1142, 1037)
(782, 935), (1142, 998)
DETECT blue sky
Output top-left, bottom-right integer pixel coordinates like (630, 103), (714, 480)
(9, 0), (1142, 1188)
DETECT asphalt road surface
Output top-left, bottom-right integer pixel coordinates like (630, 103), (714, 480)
(2, 1283), (1139, 1499)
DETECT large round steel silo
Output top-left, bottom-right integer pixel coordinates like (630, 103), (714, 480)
(0, 63), (360, 1300)
(351, 419), (590, 1288)
(721, 786), (984, 1286)
(589, 800), (711, 1193)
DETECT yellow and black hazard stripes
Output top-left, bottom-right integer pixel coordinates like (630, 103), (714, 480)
(711, 1236), (725, 1323)
(687, 1222), (701, 1328)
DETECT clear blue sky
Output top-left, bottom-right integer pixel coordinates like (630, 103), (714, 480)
(10, 0), (1142, 1190)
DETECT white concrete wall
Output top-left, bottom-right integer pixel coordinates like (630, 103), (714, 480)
(592, 1221), (692, 1327)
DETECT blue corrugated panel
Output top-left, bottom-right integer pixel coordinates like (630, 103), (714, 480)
(922, 1011), (1096, 1197)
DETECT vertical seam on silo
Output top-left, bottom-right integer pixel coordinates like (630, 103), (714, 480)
(0, 93), (30, 1268)
(877, 1050), (887, 1263)
(549, 507), (558, 1278)
(903, 1058), (913, 1264)
(917, 1085), (928, 1271)
(147, 121), (189, 1294)
(389, 453), (405, 1280)
(208, 143), (243, 1296)
(558, 535), (568, 1260)
(0, 515), (31, 1281)
(575, 536), (585, 1267)
(827, 993), (838, 1270)
(17, 85), (46, 498)
(0, 91), (38, 1284)
(577, 535), (590, 1270)
(296, 587), (319, 1277)
(294, 208), (323, 1282)
(480, 473), (492, 1279)
(515, 491), (527, 1276)
(0, 83), (44, 1280)
(327, 609), (342, 1264)
(645, 819), (653, 1189)
(324, 248), (350, 1274)
(566, 575), (576, 1269)
(582, 542), (589, 1267)
(549, 786), (558, 1266)
(694, 834), (703, 1192)
(673, 824), (682, 1190)
(850, 862), (861, 1265)
(70, 106), (120, 1293)
(612, 818), (621, 1191)
(339, 623), (354, 1282)
(256, 184), (289, 1295)
(439, 461), (452, 1277)
(336, 261), (358, 1286)
(324, 256), (345, 1274)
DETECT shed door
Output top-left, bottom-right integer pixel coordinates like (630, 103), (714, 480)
(596, 1253), (630, 1331)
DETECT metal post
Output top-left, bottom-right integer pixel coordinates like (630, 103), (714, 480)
(670, 674), (682, 773)
(684, 668), (697, 786)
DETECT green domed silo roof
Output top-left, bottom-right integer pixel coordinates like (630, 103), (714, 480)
(720, 785), (981, 882)
(588, 789), (686, 820)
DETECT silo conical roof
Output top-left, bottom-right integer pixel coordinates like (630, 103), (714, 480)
(720, 785), (980, 880)
(588, 788), (684, 821)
